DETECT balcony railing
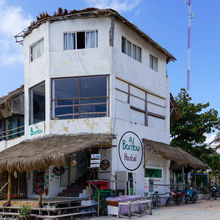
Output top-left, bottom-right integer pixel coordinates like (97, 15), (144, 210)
(0, 125), (24, 141)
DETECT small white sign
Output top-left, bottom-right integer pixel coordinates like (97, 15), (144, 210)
(90, 163), (100, 168)
(91, 154), (101, 159)
(90, 160), (101, 164)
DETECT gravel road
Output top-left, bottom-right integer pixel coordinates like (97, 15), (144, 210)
(85, 199), (220, 220)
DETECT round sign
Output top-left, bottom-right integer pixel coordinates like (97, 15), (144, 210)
(100, 159), (110, 171)
(53, 166), (65, 176)
(118, 131), (143, 171)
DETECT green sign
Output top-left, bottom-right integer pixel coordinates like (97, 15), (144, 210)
(30, 124), (44, 136)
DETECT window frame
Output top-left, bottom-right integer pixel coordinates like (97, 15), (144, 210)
(121, 36), (142, 63)
(149, 54), (158, 72)
(63, 30), (98, 50)
(145, 166), (163, 180)
(51, 75), (110, 120)
(30, 38), (44, 62)
(29, 81), (46, 125)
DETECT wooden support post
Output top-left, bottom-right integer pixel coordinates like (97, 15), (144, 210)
(38, 194), (42, 208)
(97, 190), (100, 217)
(7, 172), (12, 206)
(89, 182), (91, 200)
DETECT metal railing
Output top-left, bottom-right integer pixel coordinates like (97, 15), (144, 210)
(0, 126), (24, 141)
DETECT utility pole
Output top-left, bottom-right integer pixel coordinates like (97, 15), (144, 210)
(186, 0), (193, 91)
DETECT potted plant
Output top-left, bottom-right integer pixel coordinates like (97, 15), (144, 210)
(19, 205), (31, 220)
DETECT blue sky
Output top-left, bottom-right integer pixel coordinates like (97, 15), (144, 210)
(0, 0), (220, 118)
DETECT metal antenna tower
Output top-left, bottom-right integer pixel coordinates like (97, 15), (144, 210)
(186, 0), (193, 91)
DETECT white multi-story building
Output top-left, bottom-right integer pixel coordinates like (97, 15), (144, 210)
(0, 8), (184, 201)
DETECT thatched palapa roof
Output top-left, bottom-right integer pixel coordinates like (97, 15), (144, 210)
(143, 139), (208, 169)
(16, 8), (175, 62)
(0, 85), (24, 119)
(0, 133), (115, 173)
(0, 85), (24, 107)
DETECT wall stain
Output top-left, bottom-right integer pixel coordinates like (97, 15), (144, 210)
(84, 119), (99, 132)
(63, 127), (69, 133)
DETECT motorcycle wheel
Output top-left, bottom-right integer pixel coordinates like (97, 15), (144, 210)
(207, 193), (211, 200)
(175, 197), (181, 205)
(165, 197), (171, 206)
(185, 196), (189, 204)
(214, 192), (217, 200)
(192, 195), (197, 203)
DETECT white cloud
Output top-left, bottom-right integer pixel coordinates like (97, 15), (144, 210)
(85, 0), (141, 12)
(0, 1), (32, 65)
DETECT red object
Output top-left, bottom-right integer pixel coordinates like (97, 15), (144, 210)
(91, 180), (109, 189)
(45, 188), (48, 196)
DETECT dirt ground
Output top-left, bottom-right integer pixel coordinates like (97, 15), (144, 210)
(85, 199), (220, 220)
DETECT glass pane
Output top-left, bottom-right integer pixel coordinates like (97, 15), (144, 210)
(122, 37), (126, 54)
(80, 76), (107, 98)
(30, 82), (45, 125)
(127, 41), (132, 57)
(80, 98), (107, 118)
(150, 55), (153, 69)
(64, 33), (67, 50)
(96, 30), (98, 47)
(133, 44), (136, 59)
(137, 46), (141, 62)
(54, 78), (79, 99)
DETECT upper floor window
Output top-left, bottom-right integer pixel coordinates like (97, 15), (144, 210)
(64, 30), (98, 50)
(150, 54), (158, 71)
(52, 75), (108, 120)
(29, 81), (45, 125)
(121, 37), (141, 62)
(30, 39), (44, 62)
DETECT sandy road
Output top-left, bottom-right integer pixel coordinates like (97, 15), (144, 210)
(86, 199), (220, 220)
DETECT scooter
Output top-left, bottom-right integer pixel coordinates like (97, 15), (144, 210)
(185, 187), (198, 204)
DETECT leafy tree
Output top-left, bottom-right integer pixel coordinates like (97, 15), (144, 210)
(170, 88), (220, 169)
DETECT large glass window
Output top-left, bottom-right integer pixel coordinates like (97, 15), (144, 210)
(29, 82), (45, 125)
(52, 76), (108, 120)
(64, 31), (98, 50)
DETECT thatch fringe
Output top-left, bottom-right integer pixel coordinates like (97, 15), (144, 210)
(143, 139), (208, 169)
(0, 85), (24, 107)
(19, 8), (175, 62)
(0, 133), (115, 173)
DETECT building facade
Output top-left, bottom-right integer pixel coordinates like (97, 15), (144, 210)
(0, 8), (178, 200)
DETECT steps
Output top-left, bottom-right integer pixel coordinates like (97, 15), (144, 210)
(0, 199), (97, 219)
(58, 185), (88, 198)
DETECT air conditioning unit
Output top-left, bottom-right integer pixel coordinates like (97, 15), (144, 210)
(116, 171), (136, 195)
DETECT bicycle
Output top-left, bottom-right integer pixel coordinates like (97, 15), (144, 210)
(151, 191), (161, 208)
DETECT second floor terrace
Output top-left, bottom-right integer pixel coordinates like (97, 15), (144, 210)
(0, 86), (24, 144)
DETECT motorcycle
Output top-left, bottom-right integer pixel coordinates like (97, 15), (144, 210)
(185, 187), (198, 204)
(207, 185), (219, 200)
(166, 187), (185, 206)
